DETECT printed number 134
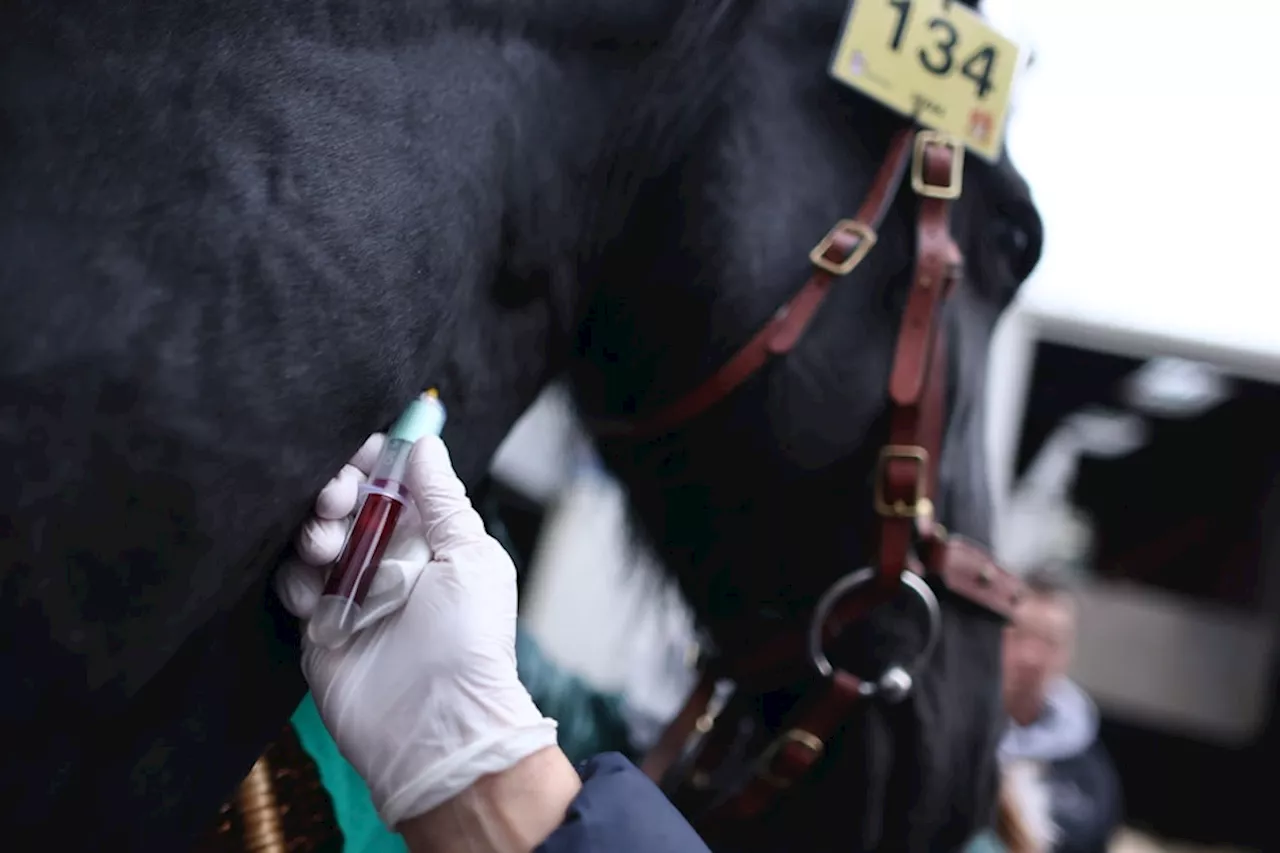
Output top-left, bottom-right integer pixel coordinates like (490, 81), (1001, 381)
(887, 0), (998, 99)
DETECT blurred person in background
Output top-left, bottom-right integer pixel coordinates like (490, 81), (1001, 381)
(998, 566), (1124, 853)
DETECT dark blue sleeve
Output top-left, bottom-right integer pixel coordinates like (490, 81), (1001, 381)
(1049, 740), (1124, 853)
(536, 753), (711, 853)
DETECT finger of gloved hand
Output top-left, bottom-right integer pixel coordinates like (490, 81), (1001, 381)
(314, 464), (363, 521)
(275, 557), (324, 619)
(347, 432), (386, 478)
(313, 433), (384, 521)
(295, 515), (352, 567)
(405, 435), (490, 556)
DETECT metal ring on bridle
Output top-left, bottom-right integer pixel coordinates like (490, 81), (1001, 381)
(806, 566), (942, 701)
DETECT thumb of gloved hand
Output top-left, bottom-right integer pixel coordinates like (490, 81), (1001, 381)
(301, 435), (557, 828)
(408, 434), (495, 560)
(382, 435), (524, 692)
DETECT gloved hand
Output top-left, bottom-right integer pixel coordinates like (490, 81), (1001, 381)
(276, 433), (559, 828)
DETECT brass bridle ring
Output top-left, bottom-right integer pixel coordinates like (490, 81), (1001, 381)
(806, 567), (942, 702)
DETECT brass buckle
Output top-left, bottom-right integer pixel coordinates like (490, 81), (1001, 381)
(873, 445), (933, 519)
(809, 219), (878, 276)
(910, 131), (964, 200)
(755, 728), (825, 789)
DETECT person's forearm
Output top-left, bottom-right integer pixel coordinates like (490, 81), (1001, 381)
(398, 747), (583, 853)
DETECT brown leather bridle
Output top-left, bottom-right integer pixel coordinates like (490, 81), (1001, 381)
(591, 125), (1026, 843)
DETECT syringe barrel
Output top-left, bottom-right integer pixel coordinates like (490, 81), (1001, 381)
(308, 391), (447, 648)
(362, 437), (415, 501)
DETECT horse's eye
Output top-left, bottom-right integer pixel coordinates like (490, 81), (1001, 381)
(994, 218), (1029, 258)
(991, 202), (1043, 283)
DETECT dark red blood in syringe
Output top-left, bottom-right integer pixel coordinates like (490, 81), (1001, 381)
(322, 484), (405, 605)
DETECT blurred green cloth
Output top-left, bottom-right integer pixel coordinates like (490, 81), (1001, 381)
(291, 693), (407, 853)
(514, 628), (635, 764)
(962, 829), (1007, 853)
(289, 625), (636, 852)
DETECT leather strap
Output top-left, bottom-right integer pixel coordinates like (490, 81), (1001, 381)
(875, 137), (962, 591)
(616, 127), (1028, 832)
(920, 527), (1024, 620)
(670, 672), (866, 851)
(640, 671), (717, 782)
(706, 671), (864, 825)
(683, 135), (966, 698)
(592, 127), (916, 439)
(641, 534), (1024, 789)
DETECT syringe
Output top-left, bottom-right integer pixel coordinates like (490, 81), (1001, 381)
(310, 389), (447, 648)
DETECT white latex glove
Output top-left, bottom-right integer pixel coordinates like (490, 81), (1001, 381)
(276, 433), (558, 828)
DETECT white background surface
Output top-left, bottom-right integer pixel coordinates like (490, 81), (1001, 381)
(985, 0), (1280, 368)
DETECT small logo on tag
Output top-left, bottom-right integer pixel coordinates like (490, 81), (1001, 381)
(849, 50), (866, 76)
(967, 108), (994, 144)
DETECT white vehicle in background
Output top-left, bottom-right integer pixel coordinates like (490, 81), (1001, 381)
(984, 291), (1280, 849)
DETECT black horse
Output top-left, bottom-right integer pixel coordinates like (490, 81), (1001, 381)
(0, 0), (1042, 849)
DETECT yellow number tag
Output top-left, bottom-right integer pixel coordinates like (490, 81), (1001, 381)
(829, 0), (1021, 163)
